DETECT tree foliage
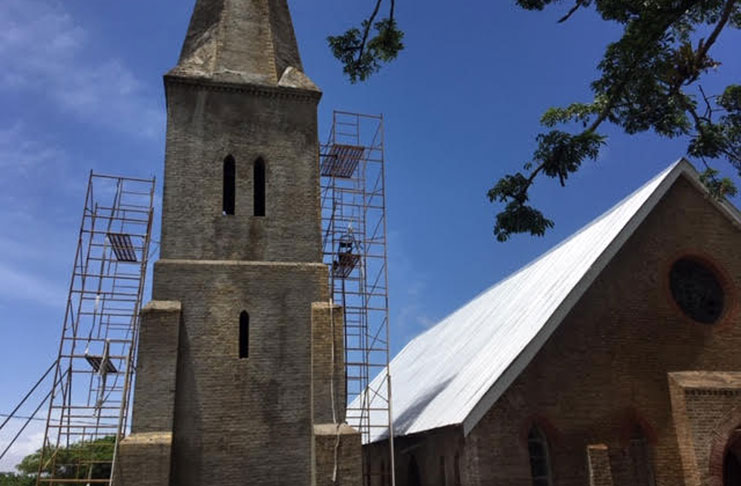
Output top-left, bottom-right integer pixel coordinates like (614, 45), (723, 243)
(336, 0), (741, 241)
(16, 436), (115, 482)
(488, 0), (741, 240)
(328, 0), (404, 82)
(0, 473), (34, 486)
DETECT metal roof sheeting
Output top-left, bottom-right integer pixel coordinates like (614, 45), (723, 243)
(354, 160), (741, 443)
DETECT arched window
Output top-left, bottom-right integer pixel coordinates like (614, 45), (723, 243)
(527, 426), (553, 486)
(254, 158), (266, 217)
(239, 311), (249, 359)
(223, 155), (236, 215)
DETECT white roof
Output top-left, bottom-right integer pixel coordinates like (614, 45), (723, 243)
(355, 159), (741, 442)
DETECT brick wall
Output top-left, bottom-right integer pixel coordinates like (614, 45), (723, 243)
(668, 372), (741, 486)
(466, 176), (741, 486)
(160, 80), (322, 263)
(151, 259), (327, 486)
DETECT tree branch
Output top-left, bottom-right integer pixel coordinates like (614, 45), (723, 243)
(558, 1), (584, 23)
(356, 0), (384, 67)
(695, 0), (737, 65)
(698, 85), (714, 120)
(513, 0), (699, 204)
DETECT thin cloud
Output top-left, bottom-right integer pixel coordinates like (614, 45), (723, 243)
(0, 0), (164, 139)
(0, 262), (66, 307)
(0, 123), (64, 174)
(0, 125), (75, 308)
(0, 424), (45, 473)
(388, 230), (438, 347)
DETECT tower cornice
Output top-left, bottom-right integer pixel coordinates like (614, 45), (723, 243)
(164, 73), (322, 103)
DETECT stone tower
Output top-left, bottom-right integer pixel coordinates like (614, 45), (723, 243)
(114, 1), (362, 485)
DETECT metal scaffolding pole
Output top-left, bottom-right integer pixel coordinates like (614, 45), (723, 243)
(35, 172), (155, 486)
(320, 111), (396, 486)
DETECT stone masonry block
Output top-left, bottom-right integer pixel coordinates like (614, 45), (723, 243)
(130, 301), (181, 434)
(315, 423), (363, 486)
(587, 444), (614, 486)
(113, 432), (173, 486)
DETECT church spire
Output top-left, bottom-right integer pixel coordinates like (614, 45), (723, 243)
(171, 0), (315, 88)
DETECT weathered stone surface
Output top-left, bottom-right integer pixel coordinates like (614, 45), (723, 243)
(154, 260), (327, 485)
(315, 424), (363, 486)
(114, 432), (173, 486)
(130, 301), (181, 433)
(171, 0), (314, 88)
(159, 79), (322, 263)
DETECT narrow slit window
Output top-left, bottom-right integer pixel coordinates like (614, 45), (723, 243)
(254, 158), (266, 217)
(528, 426), (553, 486)
(223, 155), (236, 215)
(454, 453), (461, 486)
(239, 311), (249, 359)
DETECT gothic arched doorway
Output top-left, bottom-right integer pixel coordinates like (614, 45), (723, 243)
(724, 431), (741, 486)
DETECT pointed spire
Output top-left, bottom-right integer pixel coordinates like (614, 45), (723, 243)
(171, 0), (317, 89)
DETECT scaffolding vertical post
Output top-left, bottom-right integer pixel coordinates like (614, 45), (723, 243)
(36, 173), (155, 486)
(320, 111), (395, 486)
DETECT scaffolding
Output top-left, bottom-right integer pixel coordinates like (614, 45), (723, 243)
(35, 173), (155, 485)
(320, 111), (395, 486)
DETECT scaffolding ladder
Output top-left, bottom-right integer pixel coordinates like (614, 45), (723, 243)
(320, 111), (396, 486)
(36, 173), (155, 485)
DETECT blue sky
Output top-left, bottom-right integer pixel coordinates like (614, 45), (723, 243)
(0, 0), (739, 471)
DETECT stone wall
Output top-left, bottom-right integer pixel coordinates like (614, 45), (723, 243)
(153, 259), (328, 486)
(160, 80), (322, 263)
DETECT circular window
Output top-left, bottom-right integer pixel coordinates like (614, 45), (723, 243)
(669, 257), (725, 324)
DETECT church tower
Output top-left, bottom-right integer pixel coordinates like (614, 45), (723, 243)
(114, 1), (362, 485)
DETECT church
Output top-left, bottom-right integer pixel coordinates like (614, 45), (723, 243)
(363, 160), (741, 486)
(108, 0), (741, 485)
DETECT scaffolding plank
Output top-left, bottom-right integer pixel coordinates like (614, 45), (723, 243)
(106, 233), (138, 262)
(320, 144), (365, 178)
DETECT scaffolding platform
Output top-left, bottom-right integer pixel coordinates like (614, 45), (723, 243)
(321, 111), (395, 486)
(321, 144), (366, 178)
